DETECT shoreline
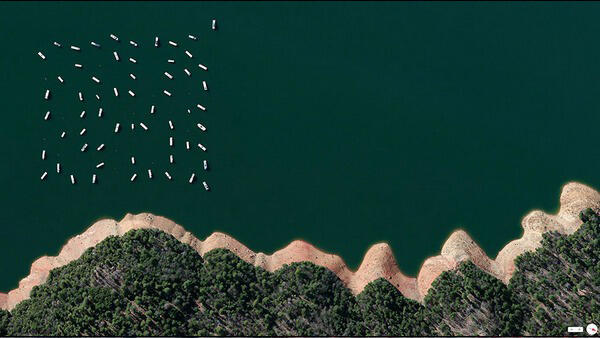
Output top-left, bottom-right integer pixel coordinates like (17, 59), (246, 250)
(1, 181), (599, 311)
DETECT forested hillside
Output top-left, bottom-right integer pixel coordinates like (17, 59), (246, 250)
(2, 208), (599, 336)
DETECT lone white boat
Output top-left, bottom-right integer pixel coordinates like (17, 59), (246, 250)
(188, 34), (197, 40)
(130, 73), (136, 80)
(189, 173), (195, 183)
(96, 162), (105, 168)
(198, 63), (208, 71)
(98, 107), (103, 117)
(168, 40), (177, 46)
(70, 174), (76, 184)
(113, 87), (119, 96)
(44, 111), (51, 120)
(110, 33), (119, 41)
(114, 122), (120, 133)
(81, 143), (88, 152)
(140, 122), (148, 130)
(130, 173), (137, 182)
(184, 68), (191, 76)
(44, 89), (50, 100)
(70, 45), (81, 51)
(95, 94), (100, 100)
(198, 143), (207, 152)
(57, 163), (61, 173)
(169, 154), (174, 163)
(148, 169), (153, 178)
(92, 76), (100, 83)
(150, 105), (156, 114)
(128, 90), (135, 97)
(53, 41), (62, 47)
(92, 174), (97, 184)
(91, 41), (101, 47)
(167, 59), (175, 63)
(131, 123), (135, 130)
(163, 90), (172, 96)
(165, 171), (172, 180)
(113, 51), (120, 61)
(185, 50), (193, 58)
(212, 19), (217, 30)
(202, 81), (208, 91)
(185, 141), (190, 149)
(74, 63), (83, 68)
(38, 51), (46, 60)
(154, 36), (159, 47)
(80, 128), (86, 135)
(203, 160), (208, 170)
(78, 92), (84, 101)
(196, 103), (206, 111)
(60, 131), (66, 138)
(97, 144), (105, 151)
(57, 76), (64, 83)
(129, 57), (137, 64)
(131, 156), (136, 164)
(168, 120), (174, 130)
(169, 136), (173, 147)
(197, 123), (206, 131)
(80, 110), (86, 118)
(187, 109), (191, 114)
(41, 150), (46, 160)
(41, 172), (48, 180)
(129, 40), (138, 47)
(203, 181), (210, 191)
(164, 71), (173, 79)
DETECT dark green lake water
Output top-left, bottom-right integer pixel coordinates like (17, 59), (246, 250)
(1, 2), (600, 291)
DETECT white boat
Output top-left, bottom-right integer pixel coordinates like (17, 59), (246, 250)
(110, 33), (119, 41)
(53, 41), (61, 47)
(130, 73), (136, 80)
(60, 131), (66, 138)
(188, 34), (197, 40)
(169, 154), (174, 163)
(131, 156), (135, 164)
(57, 76), (64, 83)
(187, 109), (191, 114)
(129, 40), (138, 47)
(130, 173), (137, 182)
(198, 63), (208, 71)
(81, 143), (88, 152)
(185, 50), (193, 58)
(41, 172), (48, 180)
(140, 122), (148, 130)
(92, 76), (100, 83)
(57, 163), (61, 173)
(196, 103), (206, 111)
(163, 90), (172, 96)
(92, 174), (97, 184)
(203, 181), (210, 191)
(203, 160), (208, 170)
(148, 169), (153, 178)
(189, 173), (195, 183)
(198, 143), (206, 152)
(185, 141), (190, 150)
(212, 19), (217, 30)
(42, 150), (46, 160)
(114, 123), (120, 133)
(78, 92), (83, 101)
(154, 36), (159, 47)
(80, 110), (86, 118)
(168, 120), (174, 130)
(91, 41), (101, 47)
(164, 71), (173, 79)
(169, 136), (173, 147)
(164, 171), (172, 180)
(44, 89), (50, 100)
(131, 123), (135, 130)
(98, 107), (103, 117)
(74, 63), (83, 68)
(70, 45), (80, 51)
(129, 57), (137, 64)
(95, 94), (100, 100)
(70, 174), (76, 184)
(97, 144), (105, 151)
(184, 68), (191, 76)
(96, 162), (105, 168)
(128, 90), (135, 97)
(113, 51), (120, 61)
(150, 105), (156, 114)
(37, 51), (46, 60)
(202, 81), (208, 91)
(197, 123), (206, 131)
(113, 87), (119, 96)
(44, 111), (51, 120)
(167, 59), (175, 63)
(80, 128), (86, 135)
(168, 40), (177, 47)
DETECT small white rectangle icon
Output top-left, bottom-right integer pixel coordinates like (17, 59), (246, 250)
(568, 326), (583, 333)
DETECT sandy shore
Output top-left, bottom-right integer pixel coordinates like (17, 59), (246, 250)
(1, 181), (598, 311)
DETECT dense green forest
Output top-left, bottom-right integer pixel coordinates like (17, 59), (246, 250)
(2, 208), (599, 336)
